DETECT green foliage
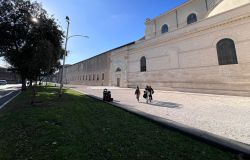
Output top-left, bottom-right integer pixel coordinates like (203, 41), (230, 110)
(0, 87), (237, 160)
(0, 0), (64, 88)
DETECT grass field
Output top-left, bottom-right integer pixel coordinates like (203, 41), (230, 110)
(0, 86), (237, 160)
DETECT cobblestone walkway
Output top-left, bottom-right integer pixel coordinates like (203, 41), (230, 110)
(66, 85), (250, 145)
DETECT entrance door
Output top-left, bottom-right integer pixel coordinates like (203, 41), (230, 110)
(117, 78), (120, 87)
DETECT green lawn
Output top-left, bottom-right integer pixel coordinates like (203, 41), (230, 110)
(0, 86), (237, 160)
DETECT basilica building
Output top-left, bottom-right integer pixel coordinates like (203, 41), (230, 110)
(63, 0), (250, 96)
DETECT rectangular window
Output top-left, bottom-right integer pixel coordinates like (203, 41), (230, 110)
(102, 73), (104, 80)
(93, 74), (95, 80)
(97, 74), (99, 81)
(89, 75), (91, 81)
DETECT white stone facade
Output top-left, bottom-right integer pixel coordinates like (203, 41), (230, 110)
(64, 53), (111, 86)
(65, 0), (250, 96)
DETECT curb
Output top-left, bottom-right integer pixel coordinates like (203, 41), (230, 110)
(69, 88), (250, 157)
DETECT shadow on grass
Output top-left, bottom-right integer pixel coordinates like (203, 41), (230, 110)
(0, 86), (68, 112)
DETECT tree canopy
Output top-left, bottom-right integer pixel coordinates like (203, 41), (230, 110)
(0, 0), (64, 90)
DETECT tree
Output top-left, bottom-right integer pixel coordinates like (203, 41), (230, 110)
(0, 0), (64, 92)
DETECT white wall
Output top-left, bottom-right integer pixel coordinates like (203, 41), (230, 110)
(208, 0), (250, 17)
(128, 4), (250, 95)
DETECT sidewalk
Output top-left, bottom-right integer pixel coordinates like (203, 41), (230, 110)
(66, 85), (250, 146)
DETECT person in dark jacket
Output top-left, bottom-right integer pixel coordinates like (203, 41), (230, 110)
(143, 86), (150, 103)
(135, 86), (141, 102)
(148, 86), (154, 102)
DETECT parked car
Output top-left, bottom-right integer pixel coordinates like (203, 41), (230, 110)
(0, 80), (7, 85)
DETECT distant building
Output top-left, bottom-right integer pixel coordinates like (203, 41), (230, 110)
(54, 64), (72, 84)
(0, 66), (20, 84)
(63, 0), (250, 96)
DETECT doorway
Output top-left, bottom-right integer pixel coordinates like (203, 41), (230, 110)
(117, 78), (120, 87)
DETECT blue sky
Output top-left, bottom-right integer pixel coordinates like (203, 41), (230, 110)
(0, 0), (188, 67)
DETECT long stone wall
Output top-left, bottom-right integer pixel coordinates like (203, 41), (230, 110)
(64, 1), (250, 96)
(0, 71), (20, 84)
(64, 53), (111, 86)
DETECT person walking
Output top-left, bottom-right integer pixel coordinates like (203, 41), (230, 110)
(135, 86), (141, 102)
(144, 86), (150, 103)
(148, 86), (154, 102)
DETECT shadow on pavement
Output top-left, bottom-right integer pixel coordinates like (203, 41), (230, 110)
(141, 100), (182, 108)
(67, 86), (78, 89)
(113, 100), (120, 103)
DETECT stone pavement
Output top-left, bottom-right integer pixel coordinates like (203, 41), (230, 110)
(66, 85), (250, 146)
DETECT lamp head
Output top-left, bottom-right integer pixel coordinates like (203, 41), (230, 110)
(66, 16), (70, 22)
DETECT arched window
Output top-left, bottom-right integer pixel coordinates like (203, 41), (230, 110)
(161, 24), (168, 34)
(187, 13), (197, 24)
(216, 38), (238, 65)
(116, 67), (121, 72)
(140, 56), (146, 72)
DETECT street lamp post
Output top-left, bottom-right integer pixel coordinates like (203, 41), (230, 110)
(59, 16), (70, 97)
(59, 16), (89, 97)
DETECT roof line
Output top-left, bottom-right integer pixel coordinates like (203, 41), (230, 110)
(73, 41), (135, 65)
(150, 0), (192, 21)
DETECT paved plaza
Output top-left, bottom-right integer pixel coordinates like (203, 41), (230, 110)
(66, 85), (250, 146)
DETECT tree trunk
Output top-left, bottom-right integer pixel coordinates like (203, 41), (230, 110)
(21, 75), (26, 91)
(29, 80), (33, 88)
(30, 83), (36, 105)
